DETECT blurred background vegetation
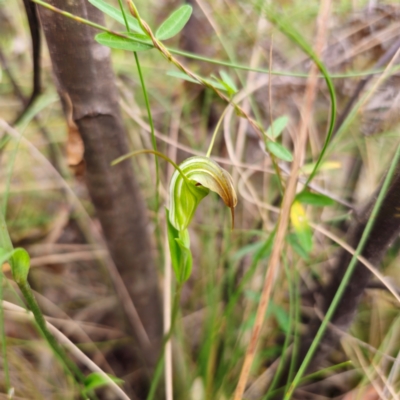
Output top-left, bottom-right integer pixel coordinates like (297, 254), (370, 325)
(0, 0), (400, 399)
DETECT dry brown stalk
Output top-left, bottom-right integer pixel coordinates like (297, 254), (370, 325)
(233, 0), (332, 398)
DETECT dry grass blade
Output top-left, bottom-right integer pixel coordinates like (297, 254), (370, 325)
(0, 118), (152, 354)
(233, 1), (332, 397)
(3, 301), (130, 400)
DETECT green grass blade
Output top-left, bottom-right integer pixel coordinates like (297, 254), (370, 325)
(265, 7), (337, 185)
(284, 141), (400, 399)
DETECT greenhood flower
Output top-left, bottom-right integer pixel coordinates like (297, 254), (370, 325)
(168, 156), (237, 231)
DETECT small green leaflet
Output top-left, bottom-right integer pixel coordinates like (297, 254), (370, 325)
(286, 233), (310, 260)
(242, 296), (290, 333)
(295, 190), (335, 206)
(88, 0), (143, 33)
(167, 71), (228, 91)
(156, 5), (193, 40)
(175, 238), (193, 283)
(266, 141), (293, 162)
(95, 32), (152, 52)
(266, 115), (289, 139)
(219, 70), (237, 95)
(11, 248), (30, 285)
(232, 241), (266, 262)
(84, 372), (124, 393)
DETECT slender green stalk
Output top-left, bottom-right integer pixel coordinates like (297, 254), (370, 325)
(0, 271), (10, 393)
(112, 149), (192, 187)
(18, 280), (85, 384)
(206, 107), (229, 157)
(169, 49), (400, 79)
(286, 268), (300, 391)
(0, 215), (86, 394)
(146, 283), (183, 400)
(1, 133), (22, 217)
(117, 0), (163, 263)
(264, 259), (294, 398)
(284, 141), (400, 399)
(0, 197), (13, 391)
(133, 52), (160, 203)
(266, 360), (353, 398)
(264, 7), (337, 186)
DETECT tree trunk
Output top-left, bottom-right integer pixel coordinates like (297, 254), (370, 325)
(37, 0), (162, 376)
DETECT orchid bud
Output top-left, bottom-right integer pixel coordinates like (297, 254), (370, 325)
(168, 156), (237, 231)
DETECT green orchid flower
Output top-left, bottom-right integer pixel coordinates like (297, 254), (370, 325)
(169, 156), (237, 231)
(167, 156), (237, 282)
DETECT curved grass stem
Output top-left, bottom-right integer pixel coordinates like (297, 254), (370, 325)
(18, 280), (86, 385)
(283, 141), (400, 399)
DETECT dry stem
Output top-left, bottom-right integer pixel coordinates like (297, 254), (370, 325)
(233, 1), (331, 398)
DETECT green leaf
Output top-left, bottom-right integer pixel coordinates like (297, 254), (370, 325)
(166, 210), (193, 283)
(266, 115), (289, 139)
(156, 5), (193, 40)
(271, 303), (290, 333)
(10, 248), (30, 284)
(219, 70), (238, 95)
(175, 237), (193, 283)
(290, 201), (312, 254)
(295, 190), (335, 206)
(266, 141), (293, 162)
(253, 232), (275, 260)
(167, 70), (198, 84)
(95, 32), (152, 51)
(88, 0), (143, 33)
(232, 241), (266, 261)
(84, 372), (124, 392)
(286, 233), (309, 261)
(167, 71), (228, 91)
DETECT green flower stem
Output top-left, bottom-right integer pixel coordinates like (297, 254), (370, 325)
(117, 0), (163, 268)
(17, 279), (85, 385)
(284, 141), (400, 399)
(146, 282), (183, 400)
(206, 107), (229, 158)
(112, 149), (192, 187)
